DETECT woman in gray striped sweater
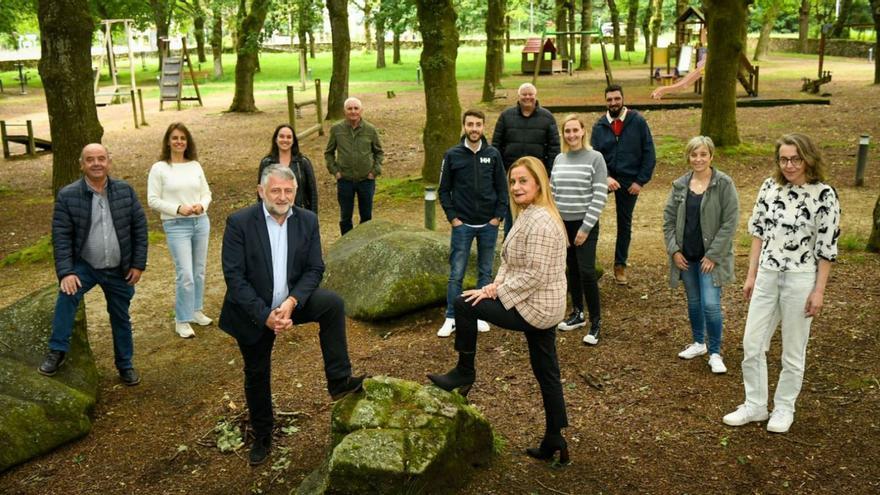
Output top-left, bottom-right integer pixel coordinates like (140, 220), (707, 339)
(550, 114), (609, 345)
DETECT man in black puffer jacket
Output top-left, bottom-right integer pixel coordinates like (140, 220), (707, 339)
(492, 82), (560, 236)
(39, 143), (148, 386)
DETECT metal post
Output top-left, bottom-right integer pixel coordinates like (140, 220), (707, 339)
(416, 67), (421, 85)
(424, 186), (437, 231)
(315, 79), (324, 136)
(287, 85), (296, 133)
(855, 134), (870, 187)
(137, 89), (148, 126)
(26, 120), (35, 156)
(130, 90), (140, 129)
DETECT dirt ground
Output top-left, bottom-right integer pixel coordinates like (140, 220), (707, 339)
(1, 53), (879, 494)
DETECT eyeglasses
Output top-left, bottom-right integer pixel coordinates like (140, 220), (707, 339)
(778, 156), (804, 167)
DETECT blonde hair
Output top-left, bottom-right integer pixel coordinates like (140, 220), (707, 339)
(561, 114), (591, 153)
(508, 156), (565, 232)
(685, 135), (715, 161)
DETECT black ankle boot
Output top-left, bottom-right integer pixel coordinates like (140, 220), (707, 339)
(426, 367), (475, 396)
(525, 433), (570, 465)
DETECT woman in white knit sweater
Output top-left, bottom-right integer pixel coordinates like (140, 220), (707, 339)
(147, 123), (213, 338)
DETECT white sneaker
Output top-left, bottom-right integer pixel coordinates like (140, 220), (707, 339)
(582, 333), (599, 345)
(723, 403), (769, 426)
(708, 353), (727, 374)
(678, 342), (707, 360)
(175, 322), (195, 339)
(477, 320), (490, 333)
(767, 410), (794, 433)
(192, 311), (213, 326)
(437, 318), (455, 338)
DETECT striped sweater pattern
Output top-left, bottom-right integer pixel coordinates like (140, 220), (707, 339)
(550, 148), (609, 233)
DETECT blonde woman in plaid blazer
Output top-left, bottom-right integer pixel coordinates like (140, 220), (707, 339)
(429, 156), (571, 465)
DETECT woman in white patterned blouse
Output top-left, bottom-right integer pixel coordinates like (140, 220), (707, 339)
(723, 133), (840, 434)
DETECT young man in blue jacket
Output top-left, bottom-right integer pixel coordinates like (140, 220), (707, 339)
(591, 84), (656, 285)
(436, 109), (508, 337)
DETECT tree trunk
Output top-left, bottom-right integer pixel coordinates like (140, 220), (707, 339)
(193, 0), (207, 63)
(642, 0), (652, 63)
(873, 0), (880, 84)
(393, 31), (402, 63)
(326, 0), (351, 120)
(37, 0), (104, 195)
(567, 2), (576, 63)
(650, 0), (663, 49)
(830, 0), (853, 38)
(309, 30), (316, 58)
(482, 0), (506, 102)
(868, 191), (880, 252)
(415, 0), (462, 184)
(798, 0), (810, 53)
(700, 0), (749, 146)
(299, 28), (309, 72)
(626, 0), (639, 52)
(376, 16), (386, 68)
(363, 0), (373, 53)
(556, 0), (568, 59)
(151, 0), (174, 71)
(674, 0), (688, 45)
(228, 0), (271, 112)
(608, 0), (622, 60)
(754, 0), (782, 61)
(211, 5), (223, 78)
(579, 0), (592, 70)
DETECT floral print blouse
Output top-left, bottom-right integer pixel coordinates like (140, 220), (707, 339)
(748, 177), (840, 272)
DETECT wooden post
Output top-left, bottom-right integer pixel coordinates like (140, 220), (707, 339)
(137, 89), (148, 126)
(0, 121), (9, 159)
(106, 22), (119, 89)
(130, 90), (140, 129)
(531, 34), (546, 87)
(26, 120), (36, 156)
(287, 85), (296, 132)
(315, 79), (324, 136)
(299, 51), (307, 91)
(125, 20), (137, 92)
(505, 16), (511, 53)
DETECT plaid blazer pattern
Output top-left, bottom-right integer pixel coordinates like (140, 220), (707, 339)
(496, 204), (568, 329)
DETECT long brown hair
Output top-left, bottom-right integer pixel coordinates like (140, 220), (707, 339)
(773, 133), (826, 185)
(159, 122), (198, 161)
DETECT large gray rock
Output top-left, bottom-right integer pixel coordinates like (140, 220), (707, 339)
(323, 220), (491, 320)
(296, 376), (494, 495)
(0, 286), (98, 473)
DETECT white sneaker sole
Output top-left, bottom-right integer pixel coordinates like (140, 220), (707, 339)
(558, 322), (586, 331)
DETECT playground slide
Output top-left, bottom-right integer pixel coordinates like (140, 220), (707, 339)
(650, 58), (706, 100)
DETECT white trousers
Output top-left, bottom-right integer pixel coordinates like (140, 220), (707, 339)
(741, 269), (816, 413)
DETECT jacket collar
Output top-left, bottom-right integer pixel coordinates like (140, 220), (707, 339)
(458, 135), (488, 153)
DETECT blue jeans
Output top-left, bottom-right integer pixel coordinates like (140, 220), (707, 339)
(680, 263), (723, 354)
(163, 215), (210, 323)
(337, 178), (375, 235)
(50, 260), (135, 371)
(446, 223), (498, 318)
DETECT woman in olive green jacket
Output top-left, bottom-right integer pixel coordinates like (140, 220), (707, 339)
(663, 136), (739, 374)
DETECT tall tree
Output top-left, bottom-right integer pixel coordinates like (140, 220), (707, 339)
(753, 0), (785, 61)
(37, 0), (104, 195)
(830, 0), (853, 37)
(210, 2), (224, 77)
(626, 0), (639, 52)
(873, 0), (880, 84)
(415, 0), (462, 183)
(375, 7), (387, 68)
(150, 0), (176, 69)
(607, 0), (622, 60)
(700, 0), (751, 146)
(327, 0), (351, 120)
(798, 0), (810, 52)
(482, 0), (506, 102)
(649, 0), (663, 49)
(556, 0), (569, 59)
(579, 0), (593, 69)
(641, 0), (652, 62)
(180, 0), (209, 62)
(228, 0), (271, 112)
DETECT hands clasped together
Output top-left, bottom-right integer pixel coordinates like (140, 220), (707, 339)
(266, 296), (297, 334)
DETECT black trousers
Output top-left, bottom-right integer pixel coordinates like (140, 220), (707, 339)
(563, 219), (601, 323)
(237, 288), (352, 437)
(453, 297), (569, 435)
(612, 187), (640, 267)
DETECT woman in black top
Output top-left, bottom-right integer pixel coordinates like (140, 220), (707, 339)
(258, 124), (318, 213)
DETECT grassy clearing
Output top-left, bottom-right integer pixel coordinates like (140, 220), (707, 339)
(0, 235), (52, 267)
(376, 175), (427, 202)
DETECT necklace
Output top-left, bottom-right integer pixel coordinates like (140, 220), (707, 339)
(689, 175), (709, 194)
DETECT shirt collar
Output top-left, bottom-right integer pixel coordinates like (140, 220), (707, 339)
(262, 203), (293, 224)
(605, 107), (628, 123)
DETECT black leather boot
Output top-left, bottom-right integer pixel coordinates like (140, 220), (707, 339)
(525, 433), (570, 465)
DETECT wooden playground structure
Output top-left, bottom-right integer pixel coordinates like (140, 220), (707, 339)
(93, 19), (137, 106)
(158, 38), (204, 111)
(1, 120), (52, 158)
(286, 80), (325, 140)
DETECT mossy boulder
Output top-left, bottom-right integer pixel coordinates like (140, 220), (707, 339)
(0, 286), (98, 473)
(295, 376), (494, 495)
(323, 220), (496, 321)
